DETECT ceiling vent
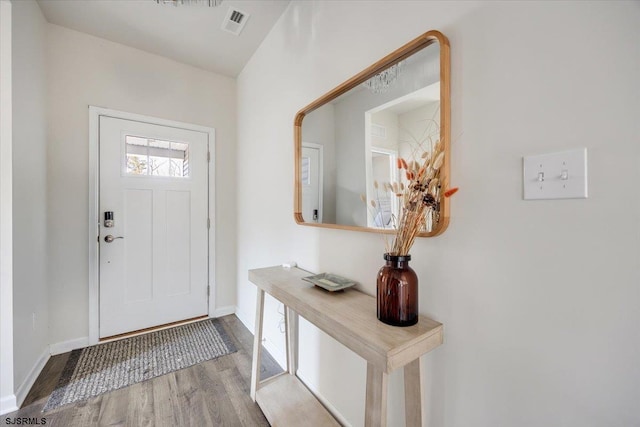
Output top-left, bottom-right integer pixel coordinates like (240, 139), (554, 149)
(221, 7), (249, 36)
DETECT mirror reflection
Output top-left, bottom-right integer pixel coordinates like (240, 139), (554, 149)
(299, 42), (441, 230)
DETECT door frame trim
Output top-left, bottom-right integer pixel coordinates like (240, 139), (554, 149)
(88, 106), (216, 345)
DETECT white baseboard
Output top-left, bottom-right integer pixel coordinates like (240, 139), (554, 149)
(211, 305), (236, 318)
(50, 336), (89, 356)
(297, 371), (351, 427)
(234, 307), (286, 368)
(0, 394), (18, 416)
(15, 349), (49, 408)
(235, 308), (252, 331)
(262, 336), (286, 370)
(235, 306), (289, 370)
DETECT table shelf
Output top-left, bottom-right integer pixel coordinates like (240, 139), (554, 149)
(255, 373), (340, 427)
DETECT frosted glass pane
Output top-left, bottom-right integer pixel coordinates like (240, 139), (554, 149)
(301, 156), (310, 185)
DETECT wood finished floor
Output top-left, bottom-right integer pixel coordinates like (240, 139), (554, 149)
(4, 315), (283, 426)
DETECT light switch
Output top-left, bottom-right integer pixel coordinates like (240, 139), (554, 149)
(523, 148), (588, 200)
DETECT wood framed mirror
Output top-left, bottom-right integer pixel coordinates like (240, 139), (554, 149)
(294, 30), (450, 237)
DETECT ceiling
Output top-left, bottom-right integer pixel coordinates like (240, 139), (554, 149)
(382, 83), (441, 115)
(37, 0), (290, 77)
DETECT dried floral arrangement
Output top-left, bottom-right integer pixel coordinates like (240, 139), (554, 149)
(362, 135), (458, 256)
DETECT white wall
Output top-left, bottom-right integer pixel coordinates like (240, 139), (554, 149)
(236, 1), (640, 426)
(334, 94), (368, 227)
(0, 0), (16, 415)
(371, 110), (399, 151)
(11, 0), (49, 395)
(46, 24), (237, 345)
(398, 102), (440, 160)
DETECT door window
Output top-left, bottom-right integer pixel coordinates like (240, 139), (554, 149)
(301, 156), (310, 186)
(125, 135), (190, 178)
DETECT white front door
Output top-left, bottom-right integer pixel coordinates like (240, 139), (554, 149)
(99, 116), (209, 338)
(301, 145), (322, 223)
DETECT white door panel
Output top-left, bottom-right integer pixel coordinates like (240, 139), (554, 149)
(301, 145), (322, 223)
(99, 116), (208, 338)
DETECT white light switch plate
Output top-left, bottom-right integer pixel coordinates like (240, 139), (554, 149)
(523, 148), (588, 200)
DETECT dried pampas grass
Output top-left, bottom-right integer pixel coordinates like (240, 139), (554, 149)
(362, 137), (457, 256)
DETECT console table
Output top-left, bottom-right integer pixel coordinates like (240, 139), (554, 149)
(249, 266), (443, 427)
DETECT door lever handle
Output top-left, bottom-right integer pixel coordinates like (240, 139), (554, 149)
(104, 235), (124, 243)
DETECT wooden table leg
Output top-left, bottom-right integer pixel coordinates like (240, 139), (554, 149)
(404, 358), (423, 427)
(365, 363), (388, 427)
(250, 288), (265, 401)
(285, 307), (298, 375)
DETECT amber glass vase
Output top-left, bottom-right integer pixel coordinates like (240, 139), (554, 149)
(377, 254), (418, 326)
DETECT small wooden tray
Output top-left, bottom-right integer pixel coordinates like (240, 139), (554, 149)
(302, 273), (357, 292)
